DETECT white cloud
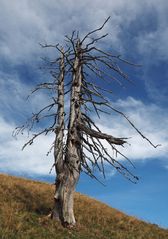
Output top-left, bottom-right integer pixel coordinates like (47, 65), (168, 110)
(0, 71), (58, 175)
(1, 0), (168, 64)
(136, 1), (168, 61)
(137, 29), (168, 61)
(0, 72), (58, 176)
(0, 116), (54, 175)
(0, 95), (167, 176)
(104, 169), (116, 179)
(1, 0), (168, 110)
(0, 71), (52, 122)
(96, 97), (168, 161)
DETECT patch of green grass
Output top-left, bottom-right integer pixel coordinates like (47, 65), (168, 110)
(0, 173), (168, 239)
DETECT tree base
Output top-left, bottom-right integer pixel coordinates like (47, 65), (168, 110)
(51, 209), (76, 228)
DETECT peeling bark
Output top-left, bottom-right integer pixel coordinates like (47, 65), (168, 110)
(52, 50), (67, 223)
(53, 43), (82, 227)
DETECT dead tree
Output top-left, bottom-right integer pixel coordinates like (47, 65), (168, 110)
(14, 17), (159, 227)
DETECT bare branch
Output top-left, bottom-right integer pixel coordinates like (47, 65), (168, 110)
(77, 121), (127, 145)
(107, 105), (161, 148)
(81, 16), (110, 44)
(22, 127), (54, 150)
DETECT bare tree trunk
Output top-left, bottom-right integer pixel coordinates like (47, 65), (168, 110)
(53, 44), (82, 227)
(52, 50), (67, 222)
(53, 164), (79, 226)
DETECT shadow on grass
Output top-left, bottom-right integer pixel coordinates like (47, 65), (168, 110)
(13, 184), (51, 215)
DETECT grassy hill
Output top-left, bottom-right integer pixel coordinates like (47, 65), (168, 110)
(0, 174), (168, 239)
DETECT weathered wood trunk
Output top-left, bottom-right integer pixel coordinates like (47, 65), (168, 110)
(53, 165), (79, 226)
(53, 44), (82, 227)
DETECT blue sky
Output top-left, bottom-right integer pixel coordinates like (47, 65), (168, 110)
(0, 0), (168, 229)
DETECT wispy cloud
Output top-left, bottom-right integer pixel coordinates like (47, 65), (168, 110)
(1, 0), (168, 64)
(0, 91), (167, 176)
(0, 116), (54, 175)
(0, 71), (56, 175)
(96, 97), (168, 161)
(0, 71), (52, 123)
(1, 0), (167, 106)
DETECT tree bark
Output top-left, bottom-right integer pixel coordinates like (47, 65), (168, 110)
(52, 165), (79, 226)
(53, 44), (82, 227)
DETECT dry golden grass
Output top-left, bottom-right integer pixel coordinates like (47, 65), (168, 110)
(0, 173), (168, 239)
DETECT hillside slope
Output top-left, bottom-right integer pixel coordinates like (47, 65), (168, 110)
(0, 174), (168, 239)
